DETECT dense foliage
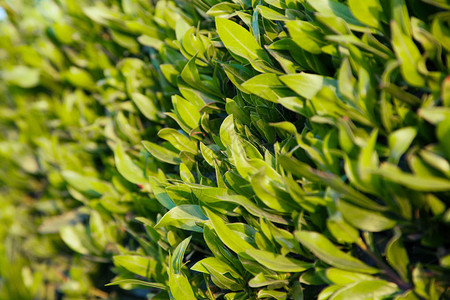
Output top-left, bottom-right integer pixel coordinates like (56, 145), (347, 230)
(1, 0), (450, 299)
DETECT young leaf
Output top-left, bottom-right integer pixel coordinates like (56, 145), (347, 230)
(295, 231), (378, 274)
(280, 73), (337, 99)
(204, 208), (254, 255)
(169, 273), (196, 300)
(348, 0), (384, 30)
(324, 268), (376, 286)
(155, 205), (208, 233)
(388, 127), (417, 165)
(386, 229), (410, 281)
(171, 236), (192, 273)
(148, 176), (176, 210)
(113, 255), (157, 278)
(391, 21), (425, 87)
(216, 18), (268, 62)
(329, 280), (398, 300)
(158, 128), (198, 154)
(245, 248), (312, 272)
(142, 140), (181, 165)
(242, 74), (292, 102)
(337, 199), (396, 232)
(172, 95), (201, 129)
(376, 163), (450, 191)
(286, 20), (326, 54)
(114, 143), (147, 185)
(131, 92), (159, 121)
(306, 0), (364, 27)
(106, 279), (167, 290)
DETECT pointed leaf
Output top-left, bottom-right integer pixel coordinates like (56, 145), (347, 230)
(295, 231), (378, 274)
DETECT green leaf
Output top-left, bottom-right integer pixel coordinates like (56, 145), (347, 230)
(191, 257), (240, 277)
(114, 143), (147, 185)
(258, 6), (289, 21)
(106, 279), (167, 290)
(216, 18), (268, 62)
(326, 212), (359, 244)
(207, 3), (241, 18)
(148, 176), (176, 210)
(286, 21), (325, 54)
(245, 248), (312, 272)
(323, 268), (376, 286)
(181, 56), (222, 97)
(251, 168), (296, 213)
(3, 66), (40, 88)
(166, 185), (194, 206)
(440, 254), (450, 268)
(249, 273), (288, 288)
(306, 0), (364, 28)
(394, 290), (422, 300)
(191, 257), (243, 291)
(280, 73), (337, 99)
(180, 163), (195, 183)
(392, 0), (411, 36)
(90, 210), (107, 249)
(357, 129), (380, 192)
(131, 92), (159, 121)
(318, 286), (341, 300)
(295, 231), (378, 274)
(380, 83), (421, 106)
(113, 255), (157, 278)
(142, 140), (181, 165)
(168, 239), (196, 299)
(279, 155), (386, 211)
(158, 128), (198, 154)
(171, 236), (192, 274)
(63, 66), (96, 90)
(418, 107), (450, 125)
(204, 208), (254, 255)
(222, 63), (253, 94)
(432, 18), (450, 52)
(242, 74), (292, 102)
(60, 224), (93, 255)
(329, 280), (398, 300)
(155, 205), (208, 232)
(215, 193), (289, 225)
(203, 225), (241, 270)
(386, 229), (409, 281)
(172, 95), (201, 129)
(348, 0), (383, 30)
(169, 273), (196, 300)
(391, 21), (425, 87)
(376, 163), (450, 191)
(388, 127), (417, 164)
(138, 35), (164, 50)
(61, 170), (104, 197)
(257, 289), (287, 299)
(200, 142), (216, 167)
(337, 199), (396, 232)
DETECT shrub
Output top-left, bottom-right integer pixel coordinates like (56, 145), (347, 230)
(0, 0), (449, 299)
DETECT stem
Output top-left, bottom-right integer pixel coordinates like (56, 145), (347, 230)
(356, 238), (411, 290)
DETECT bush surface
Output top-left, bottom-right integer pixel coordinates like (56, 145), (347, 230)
(0, 0), (449, 299)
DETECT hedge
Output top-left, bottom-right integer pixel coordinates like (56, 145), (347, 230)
(0, 0), (449, 299)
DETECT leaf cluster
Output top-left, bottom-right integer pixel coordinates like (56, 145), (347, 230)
(0, 0), (449, 299)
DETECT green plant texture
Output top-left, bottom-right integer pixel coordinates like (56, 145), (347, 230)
(0, 0), (449, 299)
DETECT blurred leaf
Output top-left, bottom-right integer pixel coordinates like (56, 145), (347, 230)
(3, 66), (40, 88)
